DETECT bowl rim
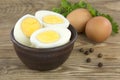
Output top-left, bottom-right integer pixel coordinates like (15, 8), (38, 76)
(10, 25), (78, 52)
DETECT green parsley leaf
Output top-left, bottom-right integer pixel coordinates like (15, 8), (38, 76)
(52, 0), (119, 34)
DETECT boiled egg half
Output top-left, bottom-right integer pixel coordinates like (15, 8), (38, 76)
(35, 10), (70, 28)
(30, 27), (71, 48)
(14, 14), (43, 46)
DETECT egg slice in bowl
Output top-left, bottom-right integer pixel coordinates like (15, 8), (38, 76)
(30, 27), (71, 48)
(35, 10), (70, 28)
(14, 14), (43, 47)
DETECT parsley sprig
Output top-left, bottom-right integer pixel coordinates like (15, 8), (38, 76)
(52, 0), (119, 34)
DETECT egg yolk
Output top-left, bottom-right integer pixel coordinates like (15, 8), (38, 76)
(43, 15), (64, 24)
(21, 17), (42, 37)
(36, 30), (60, 43)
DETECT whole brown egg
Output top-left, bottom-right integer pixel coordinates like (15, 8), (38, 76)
(67, 8), (92, 33)
(85, 16), (112, 43)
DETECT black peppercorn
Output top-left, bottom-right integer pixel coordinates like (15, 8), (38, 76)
(98, 62), (103, 68)
(86, 58), (91, 63)
(79, 48), (84, 52)
(89, 48), (94, 53)
(98, 53), (103, 58)
(84, 51), (89, 55)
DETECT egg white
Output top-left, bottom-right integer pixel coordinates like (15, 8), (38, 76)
(35, 10), (70, 28)
(30, 27), (71, 48)
(13, 14), (43, 47)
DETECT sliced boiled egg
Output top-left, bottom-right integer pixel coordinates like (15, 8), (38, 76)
(14, 14), (43, 46)
(35, 10), (70, 28)
(30, 27), (71, 48)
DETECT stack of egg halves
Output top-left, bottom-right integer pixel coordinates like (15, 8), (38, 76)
(14, 10), (71, 48)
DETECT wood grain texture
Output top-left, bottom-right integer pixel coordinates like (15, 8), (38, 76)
(0, 0), (120, 80)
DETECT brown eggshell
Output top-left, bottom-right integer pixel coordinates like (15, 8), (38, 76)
(85, 16), (112, 43)
(67, 8), (92, 33)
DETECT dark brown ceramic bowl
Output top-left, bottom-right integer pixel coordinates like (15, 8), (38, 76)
(11, 25), (77, 71)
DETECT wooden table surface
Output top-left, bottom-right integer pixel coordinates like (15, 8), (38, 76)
(0, 0), (120, 80)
